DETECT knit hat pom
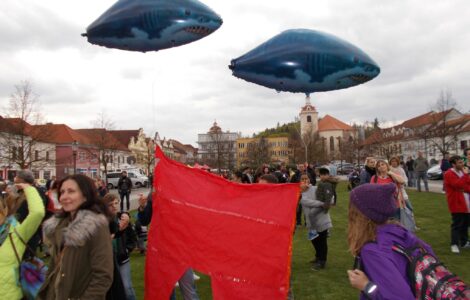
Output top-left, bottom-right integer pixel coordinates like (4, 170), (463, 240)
(350, 183), (397, 223)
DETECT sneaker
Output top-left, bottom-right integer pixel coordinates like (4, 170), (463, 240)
(308, 230), (319, 241)
(451, 245), (460, 253)
(193, 273), (201, 281)
(461, 242), (470, 249)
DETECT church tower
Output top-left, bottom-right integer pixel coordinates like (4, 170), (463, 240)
(299, 97), (319, 137)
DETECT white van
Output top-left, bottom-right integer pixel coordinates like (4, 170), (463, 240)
(106, 171), (148, 189)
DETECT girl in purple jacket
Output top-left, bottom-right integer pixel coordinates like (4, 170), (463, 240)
(346, 183), (434, 299)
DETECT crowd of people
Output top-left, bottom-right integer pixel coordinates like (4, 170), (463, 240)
(0, 148), (469, 299)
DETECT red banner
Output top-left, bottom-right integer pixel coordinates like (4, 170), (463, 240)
(145, 147), (299, 299)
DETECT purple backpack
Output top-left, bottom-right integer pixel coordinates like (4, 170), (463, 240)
(392, 243), (470, 299)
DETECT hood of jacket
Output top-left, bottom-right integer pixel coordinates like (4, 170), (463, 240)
(43, 209), (108, 247)
(375, 223), (428, 251)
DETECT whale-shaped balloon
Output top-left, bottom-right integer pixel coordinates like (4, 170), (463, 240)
(82, 0), (223, 52)
(229, 29), (380, 95)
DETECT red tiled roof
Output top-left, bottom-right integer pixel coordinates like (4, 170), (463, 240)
(108, 130), (140, 147)
(169, 139), (188, 155)
(318, 115), (353, 131)
(76, 129), (128, 151)
(401, 110), (451, 128)
(0, 117), (34, 136)
(31, 123), (92, 145)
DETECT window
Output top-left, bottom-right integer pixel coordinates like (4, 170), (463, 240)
(35, 150), (39, 161)
(43, 170), (51, 180)
(307, 116), (312, 122)
(79, 152), (86, 161)
(330, 137), (335, 152)
(46, 151), (50, 161)
(461, 140), (468, 150)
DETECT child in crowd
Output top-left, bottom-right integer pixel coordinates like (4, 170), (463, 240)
(300, 174), (333, 270)
(306, 167), (338, 240)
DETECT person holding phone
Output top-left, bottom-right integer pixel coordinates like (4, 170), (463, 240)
(0, 181), (45, 299)
(346, 183), (434, 299)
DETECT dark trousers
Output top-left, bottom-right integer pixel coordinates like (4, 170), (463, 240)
(451, 213), (470, 246)
(296, 203), (302, 225)
(311, 229), (328, 262)
(416, 171), (429, 192)
(120, 190), (130, 211)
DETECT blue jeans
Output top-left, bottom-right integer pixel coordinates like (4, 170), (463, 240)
(170, 269), (199, 300)
(119, 261), (136, 300)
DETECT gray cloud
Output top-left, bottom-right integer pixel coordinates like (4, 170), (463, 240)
(1, 0), (469, 146)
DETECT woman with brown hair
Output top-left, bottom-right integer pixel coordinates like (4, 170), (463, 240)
(38, 174), (113, 299)
(346, 183), (431, 299)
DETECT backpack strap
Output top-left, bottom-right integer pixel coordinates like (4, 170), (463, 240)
(8, 233), (21, 264)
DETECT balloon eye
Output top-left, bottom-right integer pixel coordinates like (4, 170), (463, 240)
(185, 9), (191, 16)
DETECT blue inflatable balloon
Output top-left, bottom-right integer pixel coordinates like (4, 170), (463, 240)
(82, 0), (223, 52)
(229, 29), (380, 95)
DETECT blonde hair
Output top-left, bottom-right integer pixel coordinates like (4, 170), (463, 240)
(347, 203), (378, 256)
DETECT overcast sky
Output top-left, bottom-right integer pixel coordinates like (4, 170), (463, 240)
(1, 0), (469, 146)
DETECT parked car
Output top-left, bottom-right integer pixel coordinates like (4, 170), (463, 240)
(106, 171), (148, 189)
(337, 163), (355, 175)
(426, 164), (443, 180)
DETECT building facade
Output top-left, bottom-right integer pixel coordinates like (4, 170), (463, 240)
(237, 136), (291, 167)
(363, 109), (470, 162)
(197, 122), (240, 170)
(299, 99), (357, 162)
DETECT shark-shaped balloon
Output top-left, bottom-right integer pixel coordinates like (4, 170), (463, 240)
(229, 29), (380, 96)
(82, 0), (223, 52)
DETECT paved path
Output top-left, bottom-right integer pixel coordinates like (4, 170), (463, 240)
(109, 187), (151, 211)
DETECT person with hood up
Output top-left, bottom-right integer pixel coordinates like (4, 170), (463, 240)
(347, 183), (434, 299)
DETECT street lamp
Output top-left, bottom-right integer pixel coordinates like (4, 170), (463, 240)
(72, 140), (78, 175)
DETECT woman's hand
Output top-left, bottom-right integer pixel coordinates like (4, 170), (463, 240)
(347, 269), (370, 291)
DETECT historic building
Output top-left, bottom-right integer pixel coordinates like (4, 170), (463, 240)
(197, 121), (240, 170)
(362, 109), (470, 162)
(236, 136), (291, 167)
(0, 116), (56, 181)
(299, 98), (357, 161)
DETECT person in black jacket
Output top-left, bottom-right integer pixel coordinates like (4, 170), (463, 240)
(103, 193), (137, 300)
(118, 171), (133, 212)
(13, 170), (50, 258)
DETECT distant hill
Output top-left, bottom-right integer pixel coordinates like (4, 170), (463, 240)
(255, 121), (300, 138)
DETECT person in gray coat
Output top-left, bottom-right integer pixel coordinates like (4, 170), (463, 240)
(300, 174), (332, 270)
(413, 151), (429, 192)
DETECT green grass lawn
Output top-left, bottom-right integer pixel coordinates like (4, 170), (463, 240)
(130, 182), (470, 299)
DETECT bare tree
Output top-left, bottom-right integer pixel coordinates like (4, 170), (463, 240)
(245, 136), (270, 167)
(78, 112), (119, 182)
(0, 80), (54, 169)
(426, 90), (461, 156)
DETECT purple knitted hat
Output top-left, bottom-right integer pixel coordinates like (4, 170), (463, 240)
(350, 183), (397, 223)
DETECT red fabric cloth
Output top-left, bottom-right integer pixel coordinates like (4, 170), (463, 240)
(443, 169), (470, 213)
(145, 147), (299, 300)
